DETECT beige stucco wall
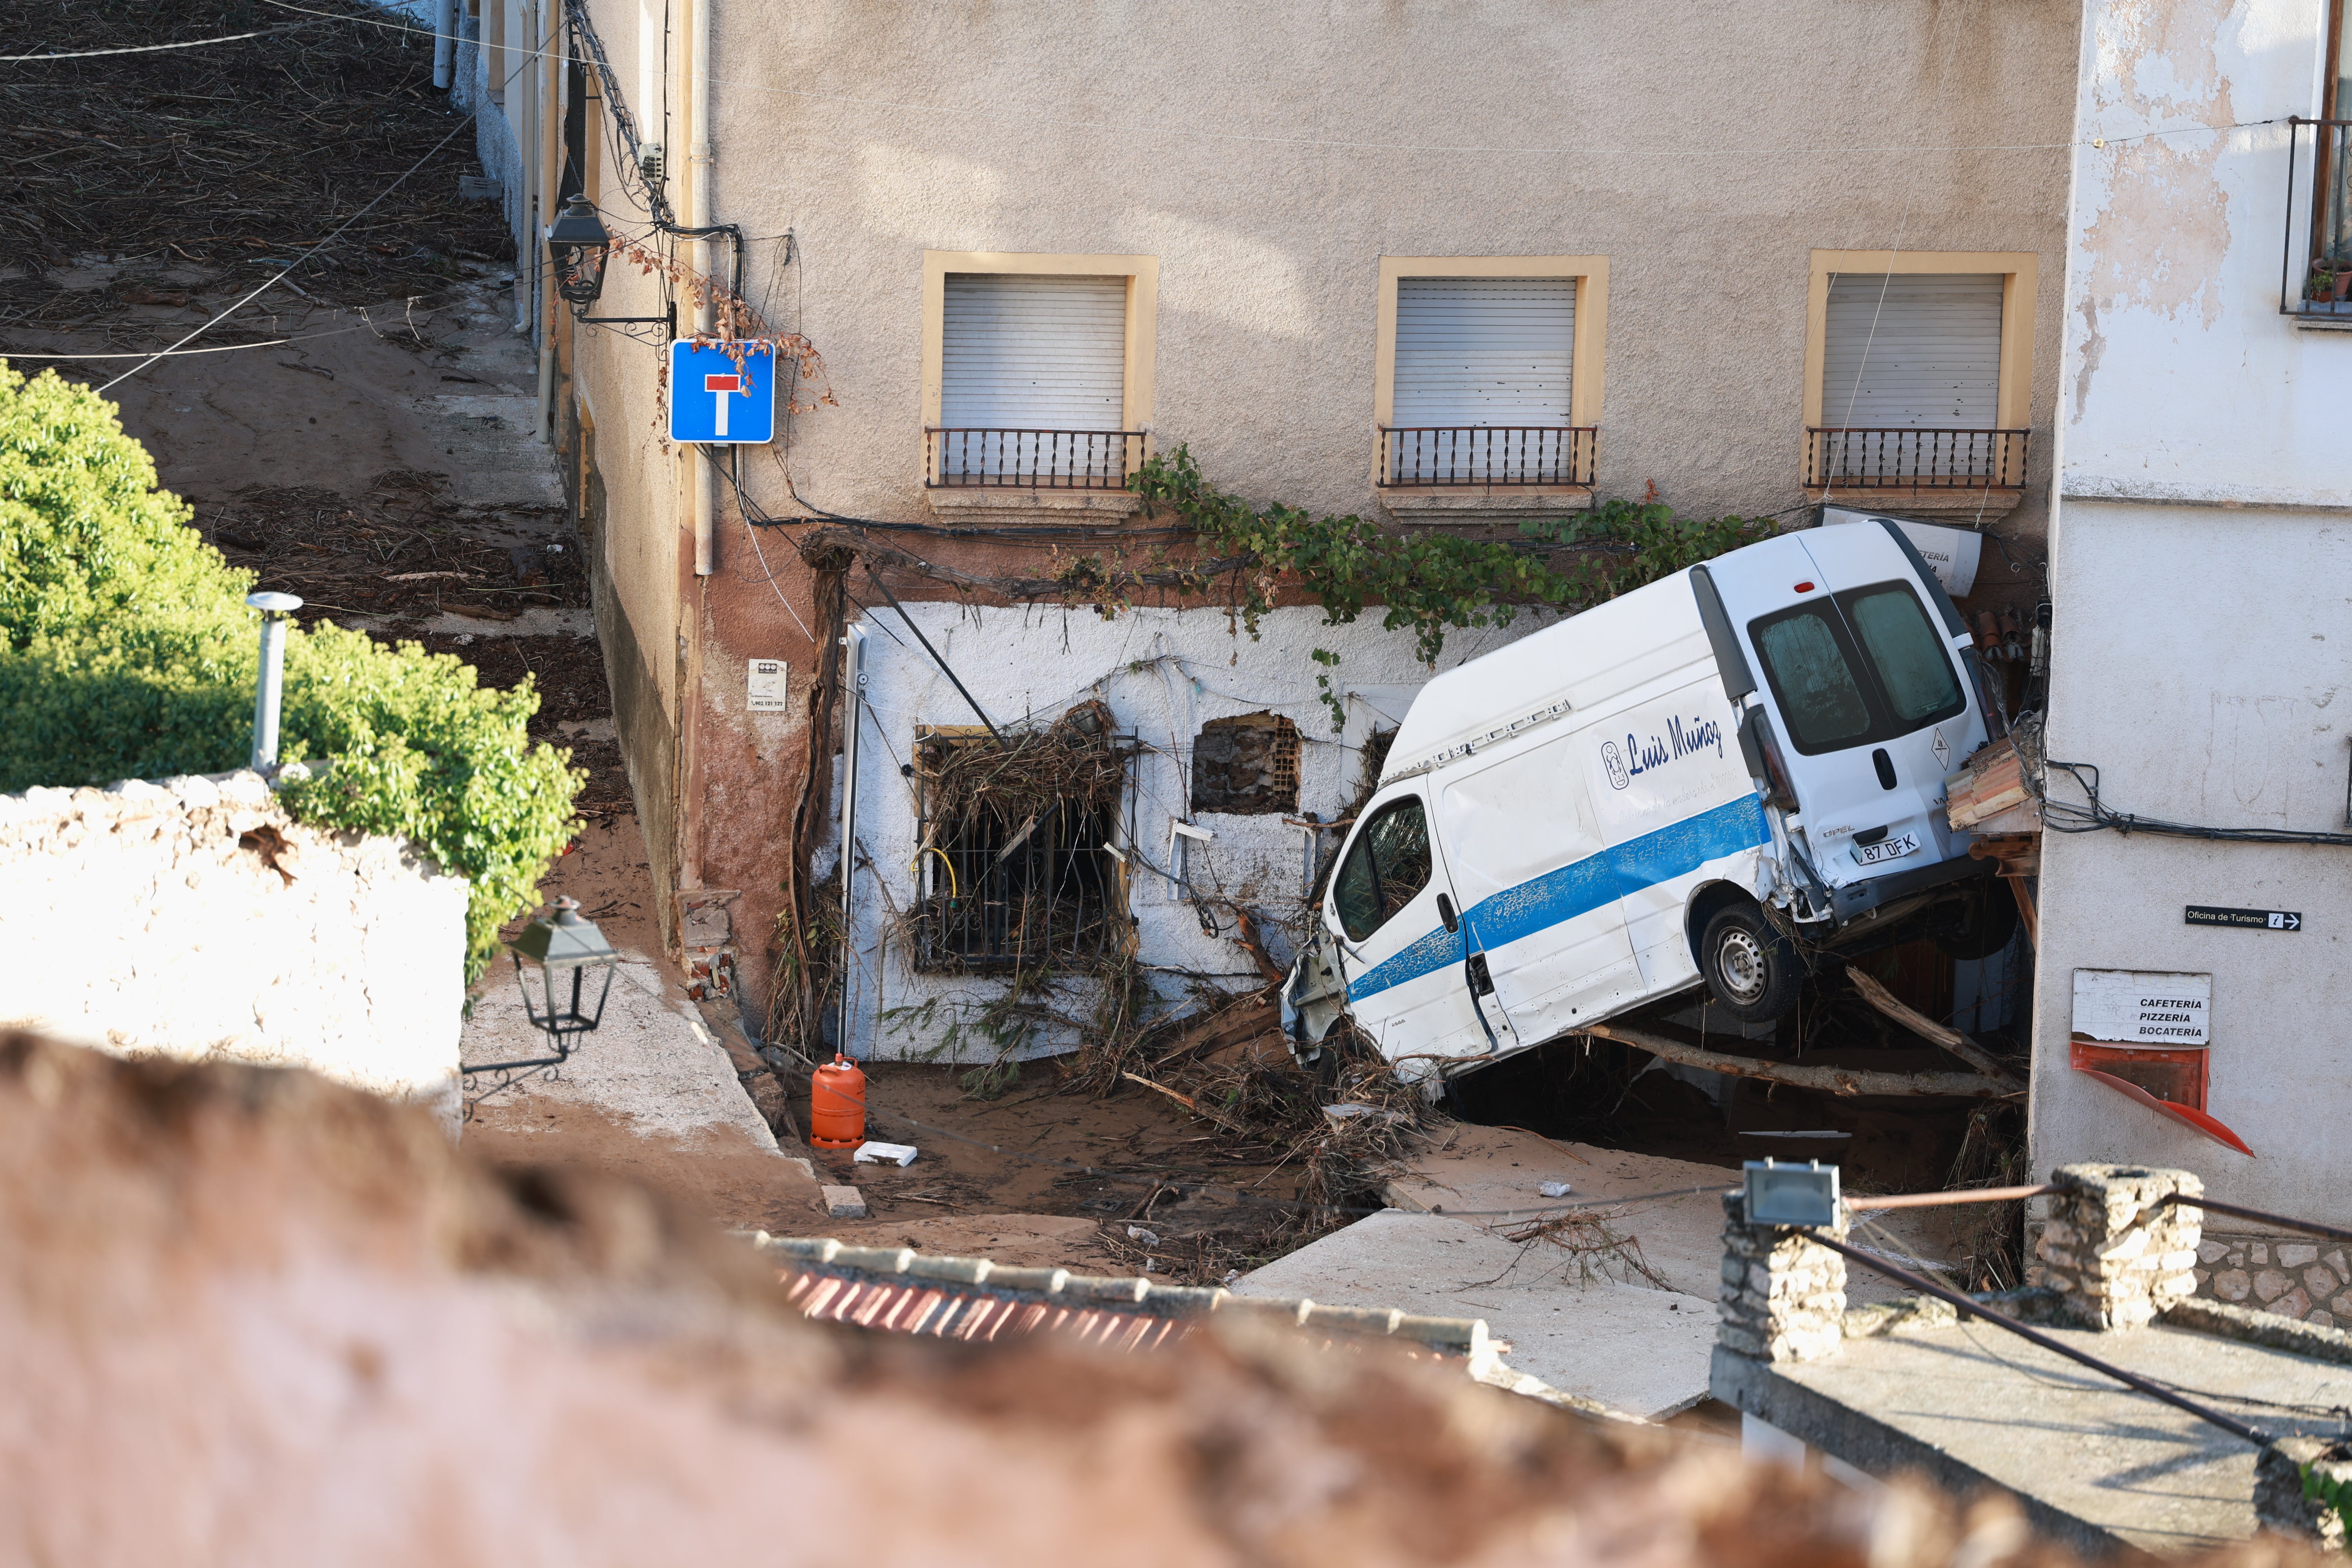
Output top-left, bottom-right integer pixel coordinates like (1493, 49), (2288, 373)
(677, 0), (2079, 541)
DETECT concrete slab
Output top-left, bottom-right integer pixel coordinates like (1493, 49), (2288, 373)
(462, 958), (804, 1169)
(1385, 1126), (1957, 1306)
(1233, 1208), (1719, 1419)
(1714, 1320), (2352, 1557)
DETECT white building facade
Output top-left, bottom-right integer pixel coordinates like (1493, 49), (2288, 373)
(2036, 0), (2352, 1291)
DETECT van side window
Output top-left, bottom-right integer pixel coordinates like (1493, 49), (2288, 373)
(1753, 610), (1874, 750)
(1332, 798), (1434, 942)
(1846, 584), (1962, 724)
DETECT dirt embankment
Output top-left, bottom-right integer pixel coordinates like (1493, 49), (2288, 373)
(9, 1031), (2309, 1568)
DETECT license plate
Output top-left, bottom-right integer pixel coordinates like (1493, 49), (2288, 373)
(1855, 831), (1920, 867)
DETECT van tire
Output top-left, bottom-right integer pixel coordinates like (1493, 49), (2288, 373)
(1698, 903), (1802, 1025)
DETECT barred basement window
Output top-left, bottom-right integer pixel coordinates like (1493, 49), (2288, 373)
(912, 705), (1132, 973)
(1191, 713), (1300, 816)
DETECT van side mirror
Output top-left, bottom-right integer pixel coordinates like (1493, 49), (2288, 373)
(1436, 893), (1460, 933)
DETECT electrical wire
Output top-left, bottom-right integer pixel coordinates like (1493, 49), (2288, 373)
(0, 25), (313, 60)
(0, 323), (378, 359)
(95, 110), (480, 394)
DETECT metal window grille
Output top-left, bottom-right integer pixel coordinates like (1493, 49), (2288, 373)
(924, 428), (1146, 490)
(2283, 118), (2352, 318)
(913, 736), (1132, 972)
(1804, 427), (2030, 489)
(1377, 425), (1597, 487)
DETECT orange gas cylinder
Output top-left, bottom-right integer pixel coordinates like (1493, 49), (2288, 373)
(809, 1053), (867, 1149)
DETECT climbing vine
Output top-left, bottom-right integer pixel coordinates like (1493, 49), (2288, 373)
(1127, 446), (1780, 729)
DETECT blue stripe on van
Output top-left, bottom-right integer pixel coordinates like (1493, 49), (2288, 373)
(1346, 793), (1771, 1005)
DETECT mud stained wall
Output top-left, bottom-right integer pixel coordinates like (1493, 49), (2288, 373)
(842, 603), (1528, 1061)
(590, 512), (684, 954)
(0, 773), (468, 1128)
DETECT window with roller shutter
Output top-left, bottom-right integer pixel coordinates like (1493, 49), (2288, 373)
(1379, 275), (1595, 486)
(1811, 273), (2022, 487)
(931, 273), (1137, 488)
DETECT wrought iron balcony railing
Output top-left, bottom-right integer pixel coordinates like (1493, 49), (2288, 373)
(924, 427), (1145, 490)
(2282, 118), (2352, 319)
(1804, 427), (2031, 490)
(1376, 425), (1597, 487)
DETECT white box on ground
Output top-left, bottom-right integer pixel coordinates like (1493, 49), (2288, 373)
(748, 659), (788, 713)
(821, 1184), (867, 1220)
(854, 1140), (918, 1167)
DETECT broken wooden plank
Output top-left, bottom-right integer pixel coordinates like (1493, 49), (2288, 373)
(1845, 967), (2025, 1089)
(1583, 1023), (2019, 1098)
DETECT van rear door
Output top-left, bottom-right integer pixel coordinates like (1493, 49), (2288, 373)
(1738, 528), (1985, 894)
(1325, 787), (1504, 1067)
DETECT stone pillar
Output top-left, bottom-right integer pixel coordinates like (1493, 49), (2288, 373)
(2255, 1437), (2352, 1551)
(1718, 1189), (1848, 1363)
(2029, 1164), (2203, 1330)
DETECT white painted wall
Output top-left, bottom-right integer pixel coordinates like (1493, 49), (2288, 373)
(2058, 0), (2352, 507)
(840, 604), (1536, 1060)
(2037, 0), (2352, 1221)
(0, 772), (468, 1131)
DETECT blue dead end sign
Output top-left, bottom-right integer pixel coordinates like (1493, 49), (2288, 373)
(668, 339), (777, 445)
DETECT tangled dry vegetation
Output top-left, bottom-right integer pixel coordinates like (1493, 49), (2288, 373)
(0, 0), (505, 342)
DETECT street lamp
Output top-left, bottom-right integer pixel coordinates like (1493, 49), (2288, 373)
(462, 897), (618, 1117)
(544, 194), (612, 307)
(545, 193), (675, 331)
(508, 895), (618, 1050)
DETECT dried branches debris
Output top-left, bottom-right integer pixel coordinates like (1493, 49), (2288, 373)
(201, 470), (582, 625)
(0, 0), (506, 343)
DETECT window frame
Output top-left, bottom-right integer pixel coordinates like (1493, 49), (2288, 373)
(1371, 255), (1608, 489)
(920, 252), (1158, 439)
(909, 728), (1135, 973)
(1802, 250), (2037, 455)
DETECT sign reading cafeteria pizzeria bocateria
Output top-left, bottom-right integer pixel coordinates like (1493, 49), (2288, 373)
(2071, 970), (2212, 1048)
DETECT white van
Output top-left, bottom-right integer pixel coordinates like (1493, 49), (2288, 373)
(1282, 519), (2009, 1080)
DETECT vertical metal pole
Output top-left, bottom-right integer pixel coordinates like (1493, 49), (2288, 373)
(246, 592), (303, 772)
(836, 625), (868, 1058)
(432, 0), (455, 89)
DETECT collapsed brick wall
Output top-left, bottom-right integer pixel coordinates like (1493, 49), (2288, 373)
(0, 1031), (2323, 1568)
(0, 771), (466, 1127)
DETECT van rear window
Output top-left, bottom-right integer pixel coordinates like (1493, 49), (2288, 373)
(1752, 610), (1874, 751)
(1748, 580), (1966, 756)
(1847, 584), (1962, 724)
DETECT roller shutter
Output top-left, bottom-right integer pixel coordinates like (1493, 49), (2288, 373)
(1821, 273), (2002, 428)
(1392, 277), (1575, 425)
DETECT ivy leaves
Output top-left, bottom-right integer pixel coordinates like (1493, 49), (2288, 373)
(1130, 447), (1779, 731)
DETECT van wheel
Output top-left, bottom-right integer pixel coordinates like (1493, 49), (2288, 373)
(1699, 903), (1802, 1024)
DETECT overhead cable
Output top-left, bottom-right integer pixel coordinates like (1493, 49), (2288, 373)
(97, 110), (479, 393)
(0, 25), (311, 60)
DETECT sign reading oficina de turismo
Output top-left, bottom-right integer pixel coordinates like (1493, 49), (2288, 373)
(2071, 969), (2212, 1047)
(668, 339), (777, 445)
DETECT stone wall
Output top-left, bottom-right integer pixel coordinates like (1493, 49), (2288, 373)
(0, 771), (467, 1127)
(2196, 1234), (2352, 1330)
(2027, 1163), (2202, 1330)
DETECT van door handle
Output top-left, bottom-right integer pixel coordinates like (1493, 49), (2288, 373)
(1436, 893), (1459, 933)
(1467, 951), (1496, 996)
(1872, 747), (1898, 790)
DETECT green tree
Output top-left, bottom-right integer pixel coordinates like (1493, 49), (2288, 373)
(0, 364), (579, 979)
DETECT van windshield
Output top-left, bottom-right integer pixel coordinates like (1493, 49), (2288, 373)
(1748, 580), (1966, 755)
